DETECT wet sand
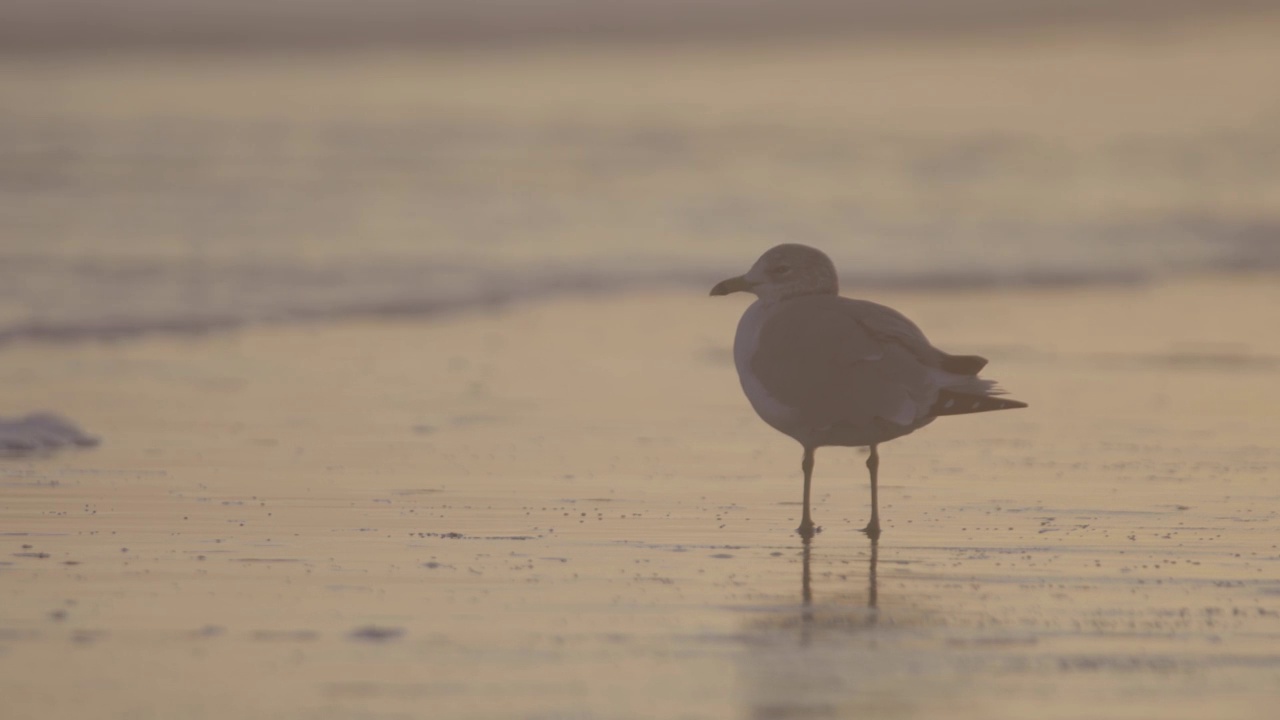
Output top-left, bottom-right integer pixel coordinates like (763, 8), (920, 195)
(2, 276), (1278, 718)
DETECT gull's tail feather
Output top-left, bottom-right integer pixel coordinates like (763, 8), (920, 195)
(931, 390), (1028, 417)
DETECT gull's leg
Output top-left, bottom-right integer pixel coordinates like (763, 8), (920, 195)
(861, 444), (882, 541)
(797, 446), (818, 540)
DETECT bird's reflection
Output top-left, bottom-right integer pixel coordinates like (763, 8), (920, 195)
(868, 540), (878, 609)
(737, 538), (939, 720)
(797, 536), (878, 645)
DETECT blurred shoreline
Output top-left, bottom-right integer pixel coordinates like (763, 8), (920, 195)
(3, 265), (1279, 349)
(3, 0), (1279, 54)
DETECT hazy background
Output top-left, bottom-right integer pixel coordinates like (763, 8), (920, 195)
(2, 1), (1275, 49)
(3, 0), (1279, 343)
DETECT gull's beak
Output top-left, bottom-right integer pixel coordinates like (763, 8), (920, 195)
(710, 275), (754, 296)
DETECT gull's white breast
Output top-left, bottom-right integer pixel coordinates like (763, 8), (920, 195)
(732, 300), (803, 438)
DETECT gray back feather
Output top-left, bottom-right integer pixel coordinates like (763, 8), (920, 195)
(750, 296), (940, 430)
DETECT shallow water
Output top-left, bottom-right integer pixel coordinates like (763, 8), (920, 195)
(4, 12), (1280, 342)
(2, 281), (1278, 718)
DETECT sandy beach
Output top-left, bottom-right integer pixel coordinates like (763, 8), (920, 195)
(4, 3), (1280, 716)
(2, 276), (1278, 719)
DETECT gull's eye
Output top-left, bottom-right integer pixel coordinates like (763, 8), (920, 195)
(768, 265), (792, 277)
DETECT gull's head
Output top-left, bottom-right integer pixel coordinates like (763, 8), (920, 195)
(709, 244), (839, 301)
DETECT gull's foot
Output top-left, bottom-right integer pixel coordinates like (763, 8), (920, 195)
(796, 521), (821, 541)
(860, 520), (882, 542)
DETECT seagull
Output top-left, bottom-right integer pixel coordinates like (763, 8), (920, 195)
(710, 244), (1026, 541)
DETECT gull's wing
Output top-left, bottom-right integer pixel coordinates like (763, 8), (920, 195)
(749, 295), (941, 430)
(841, 298), (988, 374)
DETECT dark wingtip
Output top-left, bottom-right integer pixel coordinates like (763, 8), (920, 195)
(931, 392), (1028, 416)
(940, 354), (989, 375)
